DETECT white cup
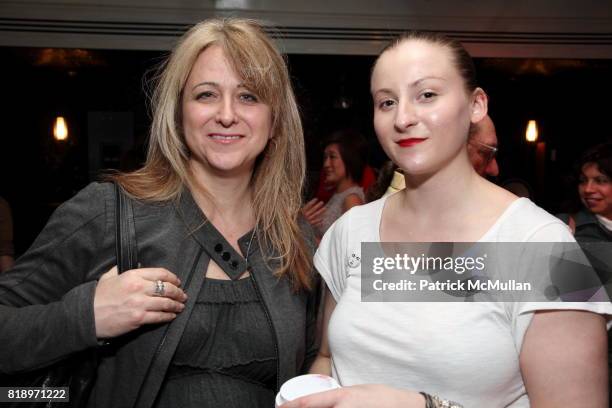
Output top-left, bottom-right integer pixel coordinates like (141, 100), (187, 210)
(275, 374), (341, 407)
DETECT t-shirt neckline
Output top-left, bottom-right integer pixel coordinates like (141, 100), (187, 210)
(374, 194), (529, 243)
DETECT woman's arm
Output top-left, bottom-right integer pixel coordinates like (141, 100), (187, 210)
(301, 287), (428, 408)
(308, 287), (336, 376)
(0, 183), (187, 373)
(520, 310), (608, 407)
(0, 183), (113, 373)
(282, 384), (425, 408)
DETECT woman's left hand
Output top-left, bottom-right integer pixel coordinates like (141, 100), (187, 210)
(280, 384), (425, 408)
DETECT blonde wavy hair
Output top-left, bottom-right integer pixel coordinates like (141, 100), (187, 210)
(110, 18), (312, 290)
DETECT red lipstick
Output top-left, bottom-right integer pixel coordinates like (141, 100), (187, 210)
(397, 138), (427, 147)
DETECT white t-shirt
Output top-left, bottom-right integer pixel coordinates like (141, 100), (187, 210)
(314, 195), (612, 408)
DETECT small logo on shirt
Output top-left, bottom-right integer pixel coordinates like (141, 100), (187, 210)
(347, 253), (361, 268)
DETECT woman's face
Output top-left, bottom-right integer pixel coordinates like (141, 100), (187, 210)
(182, 45), (272, 177)
(322, 143), (347, 185)
(579, 163), (612, 219)
(371, 40), (484, 177)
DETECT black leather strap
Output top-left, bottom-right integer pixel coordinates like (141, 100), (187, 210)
(115, 182), (138, 273)
(134, 249), (206, 408)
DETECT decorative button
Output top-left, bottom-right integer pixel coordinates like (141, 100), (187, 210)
(214, 243), (223, 253)
(222, 252), (231, 261)
(545, 285), (560, 300)
(347, 253), (361, 268)
(230, 260), (238, 269)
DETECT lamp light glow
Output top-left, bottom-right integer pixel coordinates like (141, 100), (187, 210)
(525, 120), (538, 142)
(53, 116), (68, 141)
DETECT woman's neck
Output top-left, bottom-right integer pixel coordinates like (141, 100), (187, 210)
(383, 153), (517, 242)
(188, 160), (255, 229)
(399, 154), (479, 217)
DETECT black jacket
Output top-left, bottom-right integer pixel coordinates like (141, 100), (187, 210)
(0, 182), (319, 407)
(558, 209), (612, 294)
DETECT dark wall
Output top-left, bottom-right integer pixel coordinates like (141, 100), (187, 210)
(0, 48), (162, 255)
(477, 59), (612, 211)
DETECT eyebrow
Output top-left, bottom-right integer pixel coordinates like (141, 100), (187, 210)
(410, 76), (446, 87)
(372, 76), (446, 96)
(372, 88), (393, 97)
(192, 81), (248, 91)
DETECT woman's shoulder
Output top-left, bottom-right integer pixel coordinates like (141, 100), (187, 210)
(56, 182), (173, 227)
(323, 195), (386, 244)
(344, 185), (365, 197)
(57, 182), (114, 219)
(341, 189), (365, 211)
(510, 198), (567, 226)
(342, 195), (385, 225)
(492, 197), (574, 242)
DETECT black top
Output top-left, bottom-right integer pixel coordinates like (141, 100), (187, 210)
(154, 277), (277, 408)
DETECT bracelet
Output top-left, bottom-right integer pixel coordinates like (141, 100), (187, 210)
(419, 392), (464, 408)
(420, 392), (434, 408)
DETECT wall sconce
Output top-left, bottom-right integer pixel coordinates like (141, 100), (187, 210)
(525, 120), (538, 142)
(53, 116), (68, 141)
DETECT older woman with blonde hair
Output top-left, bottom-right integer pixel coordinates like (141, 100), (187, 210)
(0, 18), (317, 408)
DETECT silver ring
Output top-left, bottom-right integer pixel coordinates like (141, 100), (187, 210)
(153, 280), (165, 296)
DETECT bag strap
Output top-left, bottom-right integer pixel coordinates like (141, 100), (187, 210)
(115, 182), (138, 273)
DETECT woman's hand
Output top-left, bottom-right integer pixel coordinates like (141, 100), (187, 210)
(93, 266), (188, 338)
(302, 198), (327, 228)
(281, 384), (425, 408)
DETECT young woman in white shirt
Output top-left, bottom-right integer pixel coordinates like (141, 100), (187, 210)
(283, 32), (611, 408)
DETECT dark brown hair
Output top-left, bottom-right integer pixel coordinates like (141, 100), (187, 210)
(577, 142), (612, 179)
(365, 161), (398, 202)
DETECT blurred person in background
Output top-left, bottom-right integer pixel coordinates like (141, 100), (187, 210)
(466, 114), (499, 178)
(0, 196), (14, 272)
(570, 142), (612, 237)
(302, 129), (366, 236)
